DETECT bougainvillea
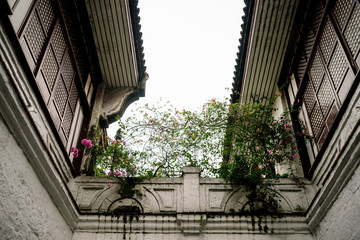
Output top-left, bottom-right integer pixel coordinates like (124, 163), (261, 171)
(220, 97), (300, 186)
(91, 94), (309, 182)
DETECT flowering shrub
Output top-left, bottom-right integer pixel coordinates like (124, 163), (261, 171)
(75, 94), (311, 187)
(220, 97), (300, 186)
(113, 98), (229, 177)
(93, 137), (137, 179)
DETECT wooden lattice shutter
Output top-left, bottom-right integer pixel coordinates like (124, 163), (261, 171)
(302, 0), (359, 150)
(19, 0), (91, 154)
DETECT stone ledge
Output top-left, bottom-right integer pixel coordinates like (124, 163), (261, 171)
(69, 171), (315, 215)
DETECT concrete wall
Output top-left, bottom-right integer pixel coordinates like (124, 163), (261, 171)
(0, 117), (73, 240)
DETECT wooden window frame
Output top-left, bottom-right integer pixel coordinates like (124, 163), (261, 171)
(16, 0), (95, 174)
(292, 0), (360, 177)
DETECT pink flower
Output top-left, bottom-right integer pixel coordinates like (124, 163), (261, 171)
(114, 158), (118, 162)
(108, 183), (112, 188)
(73, 150), (79, 158)
(256, 146), (260, 150)
(279, 140), (282, 145)
(70, 147), (79, 158)
(296, 182), (301, 185)
(292, 154), (297, 159)
(122, 140), (126, 145)
(297, 99), (300, 103)
(81, 139), (92, 148)
(107, 171), (112, 176)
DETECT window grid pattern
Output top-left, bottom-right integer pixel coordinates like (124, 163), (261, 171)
(332, 0), (352, 29)
(343, 4), (360, 56)
(300, 0), (357, 153)
(21, 0), (85, 145)
(42, 48), (59, 90)
(24, 14), (46, 62)
(309, 50), (324, 90)
(37, 0), (55, 35)
(328, 44), (348, 89)
(319, 18), (336, 63)
(317, 75), (334, 116)
(52, 22), (67, 64)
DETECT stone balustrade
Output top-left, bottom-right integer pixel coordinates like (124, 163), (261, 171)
(69, 167), (316, 239)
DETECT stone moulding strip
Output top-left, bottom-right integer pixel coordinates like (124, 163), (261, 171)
(75, 214), (311, 234)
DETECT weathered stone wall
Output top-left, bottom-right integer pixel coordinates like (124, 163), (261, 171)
(69, 167), (315, 239)
(0, 118), (73, 240)
(313, 163), (360, 240)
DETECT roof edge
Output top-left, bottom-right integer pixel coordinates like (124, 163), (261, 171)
(230, 0), (255, 103)
(129, 0), (147, 84)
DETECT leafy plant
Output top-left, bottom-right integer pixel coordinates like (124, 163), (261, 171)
(79, 93), (311, 196)
(220, 96), (299, 187)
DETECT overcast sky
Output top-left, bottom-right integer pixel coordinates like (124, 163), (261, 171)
(109, 0), (245, 136)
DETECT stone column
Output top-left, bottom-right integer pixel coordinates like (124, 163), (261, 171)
(182, 166), (201, 212)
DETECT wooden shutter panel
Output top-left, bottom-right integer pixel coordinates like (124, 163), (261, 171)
(19, 0), (87, 153)
(301, 0), (358, 150)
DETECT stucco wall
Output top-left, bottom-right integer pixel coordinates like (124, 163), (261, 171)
(313, 162), (360, 240)
(0, 117), (73, 240)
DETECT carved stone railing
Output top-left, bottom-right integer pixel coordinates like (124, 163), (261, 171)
(69, 167), (316, 238)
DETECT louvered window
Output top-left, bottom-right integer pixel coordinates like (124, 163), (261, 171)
(295, 0), (359, 156)
(18, 0), (93, 158)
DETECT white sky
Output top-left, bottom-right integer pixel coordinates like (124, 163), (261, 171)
(108, 0), (245, 137)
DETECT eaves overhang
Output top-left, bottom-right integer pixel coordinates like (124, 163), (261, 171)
(231, 0), (303, 104)
(84, 0), (146, 89)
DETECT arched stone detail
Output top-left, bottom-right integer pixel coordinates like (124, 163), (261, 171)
(224, 186), (293, 213)
(224, 186), (247, 213)
(96, 187), (122, 212)
(141, 186), (161, 213)
(108, 197), (143, 213)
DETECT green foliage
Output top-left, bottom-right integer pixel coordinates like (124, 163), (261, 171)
(91, 94), (310, 184)
(107, 98), (229, 177)
(219, 97), (299, 186)
(93, 138), (137, 179)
